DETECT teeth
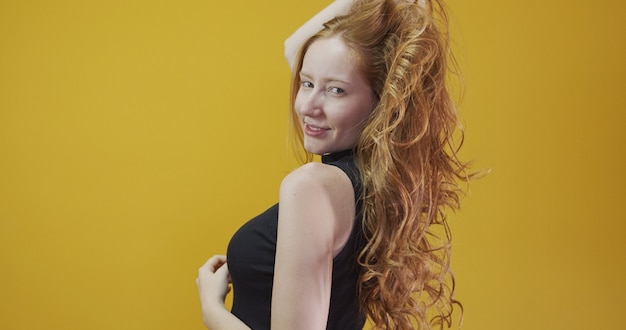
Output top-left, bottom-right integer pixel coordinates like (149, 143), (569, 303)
(306, 124), (323, 131)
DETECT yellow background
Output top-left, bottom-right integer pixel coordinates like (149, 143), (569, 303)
(1, 0), (624, 329)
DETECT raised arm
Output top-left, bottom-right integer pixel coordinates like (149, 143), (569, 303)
(284, 0), (354, 69)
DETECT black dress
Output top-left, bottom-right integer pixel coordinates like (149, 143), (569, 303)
(226, 150), (366, 329)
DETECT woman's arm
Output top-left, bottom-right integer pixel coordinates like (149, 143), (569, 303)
(284, 0), (354, 69)
(197, 256), (250, 330)
(271, 163), (356, 329)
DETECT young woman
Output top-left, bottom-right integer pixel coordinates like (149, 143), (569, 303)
(197, 0), (470, 329)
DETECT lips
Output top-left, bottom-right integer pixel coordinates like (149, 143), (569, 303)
(304, 123), (329, 137)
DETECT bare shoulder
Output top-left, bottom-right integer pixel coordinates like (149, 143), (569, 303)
(280, 162), (353, 196)
(278, 162), (356, 256)
(272, 163), (356, 327)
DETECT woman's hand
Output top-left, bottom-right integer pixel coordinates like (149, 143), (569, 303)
(197, 255), (232, 327)
(196, 256), (250, 329)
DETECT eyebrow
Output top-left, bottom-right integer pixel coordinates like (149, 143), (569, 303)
(299, 71), (351, 85)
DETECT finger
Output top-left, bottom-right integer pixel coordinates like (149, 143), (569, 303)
(209, 255), (227, 271)
(200, 255), (228, 273)
(215, 262), (230, 277)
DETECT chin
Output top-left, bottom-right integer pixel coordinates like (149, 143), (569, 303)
(304, 146), (324, 156)
(303, 142), (327, 155)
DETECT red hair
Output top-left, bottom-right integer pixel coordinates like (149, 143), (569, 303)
(290, 1), (473, 328)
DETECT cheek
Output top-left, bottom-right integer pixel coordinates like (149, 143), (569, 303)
(336, 108), (369, 133)
(348, 102), (374, 127)
(340, 109), (372, 140)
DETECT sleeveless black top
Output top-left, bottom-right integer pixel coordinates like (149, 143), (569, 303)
(226, 150), (366, 329)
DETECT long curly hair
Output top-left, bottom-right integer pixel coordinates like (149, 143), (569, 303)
(289, 0), (471, 328)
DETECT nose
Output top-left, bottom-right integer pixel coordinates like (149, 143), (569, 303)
(297, 89), (323, 117)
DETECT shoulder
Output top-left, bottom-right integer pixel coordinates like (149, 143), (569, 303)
(278, 162), (356, 255)
(280, 162), (353, 198)
(272, 162), (356, 327)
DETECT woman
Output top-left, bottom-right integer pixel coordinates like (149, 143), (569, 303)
(197, 0), (470, 329)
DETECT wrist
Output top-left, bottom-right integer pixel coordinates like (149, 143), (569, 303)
(201, 302), (228, 328)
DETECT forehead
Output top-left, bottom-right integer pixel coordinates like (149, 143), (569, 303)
(301, 36), (361, 81)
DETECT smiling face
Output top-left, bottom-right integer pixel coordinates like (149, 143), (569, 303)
(294, 36), (375, 155)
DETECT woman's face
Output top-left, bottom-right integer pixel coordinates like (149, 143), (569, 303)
(295, 36), (375, 155)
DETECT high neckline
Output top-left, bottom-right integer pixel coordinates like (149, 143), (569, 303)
(321, 149), (354, 164)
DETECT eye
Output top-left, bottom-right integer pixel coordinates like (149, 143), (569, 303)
(328, 87), (345, 95)
(301, 81), (314, 88)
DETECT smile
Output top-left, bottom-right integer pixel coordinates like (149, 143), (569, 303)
(304, 123), (329, 137)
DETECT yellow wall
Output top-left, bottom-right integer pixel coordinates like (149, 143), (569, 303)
(1, 1), (624, 329)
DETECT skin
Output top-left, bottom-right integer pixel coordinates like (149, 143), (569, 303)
(197, 7), (376, 330)
(284, 0), (354, 69)
(197, 256), (248, 329)
(295, 36), (375, 155)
